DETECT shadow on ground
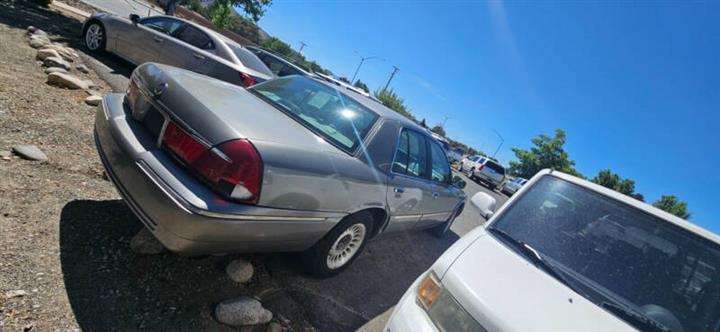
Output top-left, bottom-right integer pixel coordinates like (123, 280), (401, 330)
(0, 1), (135, 83)
(265, 230), (460, 331)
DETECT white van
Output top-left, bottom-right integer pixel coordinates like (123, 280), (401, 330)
(386, 169), (719, 332)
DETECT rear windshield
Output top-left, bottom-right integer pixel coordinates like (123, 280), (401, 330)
(491, 176), (720, 332)
(250, 76), (379, 152)
(485, 160), (505, 174)
(228, 44), (274, 76)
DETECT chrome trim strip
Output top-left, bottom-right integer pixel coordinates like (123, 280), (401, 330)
(194, 210), (327, 221)
(393, 214), (421, 220)
(423, 212), (450, 218)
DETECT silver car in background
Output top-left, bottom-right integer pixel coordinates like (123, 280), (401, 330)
(502, 177), (528, 196)
(94, 63), (466, 277)
(470, 157), (506, 191)
(81, 13), (273, 87)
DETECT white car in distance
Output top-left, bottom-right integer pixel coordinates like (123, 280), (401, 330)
(385, 169), (718, 332)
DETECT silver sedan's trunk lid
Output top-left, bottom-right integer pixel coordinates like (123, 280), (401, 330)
(134, 63), (338, 152)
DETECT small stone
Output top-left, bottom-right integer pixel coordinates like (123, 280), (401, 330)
(43, 44), (78, 62)
(29, 37), (49, 49)
(130, 228), (165, 255)
(76, 64), (90, 73)
(45, 67), (68, 74)
(5, 290), (28, 298)
(32, 29), (48, 37)
(0, 150), (11, 160)
(226, 259), (254, 283)
(12, 145), (48, 161)
(44, 56), (70, 70)
(266, 322), (283, 332)
(27, 25), (37, 33)
(84, 95), (102, 106)
(47, 72), (88, 90)
(36, 48), (60, 61)
(215, 297), (273, 327)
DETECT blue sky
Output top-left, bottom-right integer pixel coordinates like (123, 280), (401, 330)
(256, 1), (719, 231)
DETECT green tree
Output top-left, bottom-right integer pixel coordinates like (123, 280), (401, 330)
(653, 195), (691, 219)
(353, 80), (369, 93)
(508, 129), (581, 179)
(591, 169), (644, 201)
(228, 0), (272, 22)
(373, 88), (416, 121)
(431, 125), (446, 137)
(338, 76), (351, 84)
(209, 0), (236, 29)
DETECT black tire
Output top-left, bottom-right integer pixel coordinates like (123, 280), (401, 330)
(468, 167), (475, 179)
(302, 211), (374, 278)
(83, 21), (106, 53)
(429, 205), (463, 238)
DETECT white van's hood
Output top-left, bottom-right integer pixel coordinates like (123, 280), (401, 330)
(442, 232), (636, 332)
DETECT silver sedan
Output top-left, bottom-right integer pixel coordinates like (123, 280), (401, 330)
(94, 63), (466, 277)
(82, 13), (273, 87)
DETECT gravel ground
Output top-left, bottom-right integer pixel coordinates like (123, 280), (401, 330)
(0, 2), (313, 331)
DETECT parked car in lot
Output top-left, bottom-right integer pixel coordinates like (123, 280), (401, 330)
(94, 63), (467, 277)
(458, 155), (483, 174)
(82, 13), (274, 87)
(246, 46), (313, 77)
(469, 157), (506, 190)
(502, 177), (528, 196)
(386, 169), (720, 332)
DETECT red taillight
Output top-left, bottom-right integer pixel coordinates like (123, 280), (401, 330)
(162, 122), (263, 203)
(126, 78), (140, 108)
(239, 72), (256, 87)
(477, 164), (485, 171)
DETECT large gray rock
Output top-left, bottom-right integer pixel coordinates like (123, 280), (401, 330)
(36, 48), (60, 61)
(47, 72), (88, 90)
(44, 56), (70, 70)
(27, 26), (38, 33)
(226, 259), (254, 283)
(31, 29), (48, 38)
(76, 64), (90, 74)
(215, 297), (273, 327)
(84, 95), (102, 106)
(29, 36), (50, 49)
(130, 228), (165, 255)
(43, 44), (78, 62)
(266, 322), (283, 332)
(45, 67), (68, 74)
(12, 145), (47, 161)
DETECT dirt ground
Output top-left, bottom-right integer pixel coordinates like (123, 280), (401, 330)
(0, 1), (314, 331)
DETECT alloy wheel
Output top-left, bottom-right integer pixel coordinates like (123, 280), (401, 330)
(85, 24), (103, 51)
(326, 223), (366, 269)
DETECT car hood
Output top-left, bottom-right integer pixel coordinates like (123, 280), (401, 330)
(441, 232), (635, 332)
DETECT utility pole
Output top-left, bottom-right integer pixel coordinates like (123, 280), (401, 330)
(441, 116), (450, 127)
(351, 56), (382, 83)
(383, 66), (400, 92)
(492, 129), (504, 158)
(298, 41), (307, 54)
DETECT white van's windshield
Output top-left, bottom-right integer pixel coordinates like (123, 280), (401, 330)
(490, 176), (720, 332)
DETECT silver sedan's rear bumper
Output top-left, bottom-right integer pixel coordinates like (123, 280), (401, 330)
(94, 94), (344, 255)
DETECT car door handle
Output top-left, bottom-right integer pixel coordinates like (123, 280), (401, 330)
(153, 36), (164, 43)
(192, 53), (205, 60)
(393, 187), (405, 194)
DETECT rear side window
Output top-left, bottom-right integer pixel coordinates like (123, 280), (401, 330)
(392, 129), (429, 178)
(228, 45), (274, 76)
(430, 142), (451, 183)
(176, 26), (213, 49)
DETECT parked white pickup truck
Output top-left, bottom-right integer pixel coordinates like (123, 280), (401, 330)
(386, 169), (719, 332)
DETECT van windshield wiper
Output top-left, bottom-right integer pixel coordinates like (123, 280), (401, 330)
(487, 227), (585, 296)
(600, 301), (672, 332)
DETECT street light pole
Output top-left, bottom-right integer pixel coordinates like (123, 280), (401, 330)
(492, 129), (504, 158)
(351, 56), (382, 83)
(298, 41), (307, 54)
(383, 66), (400, 92)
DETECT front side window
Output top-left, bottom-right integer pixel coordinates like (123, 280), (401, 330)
(250, 77), (379, 152)
(490, 176), (720, 332)
(430, 142), (451, 183)
(176, 26), (213, 49)
(141, 17), (183, 35)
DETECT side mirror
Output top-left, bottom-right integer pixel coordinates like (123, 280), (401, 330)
(129, 14), (140, 24)
(452, 175), (466, 189)
(471, 192), (496, 220)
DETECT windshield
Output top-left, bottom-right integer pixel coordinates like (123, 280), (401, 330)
(491, 176), (720, 332)
(250, 76), (379, 152)
(228, 44), (274, 76)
